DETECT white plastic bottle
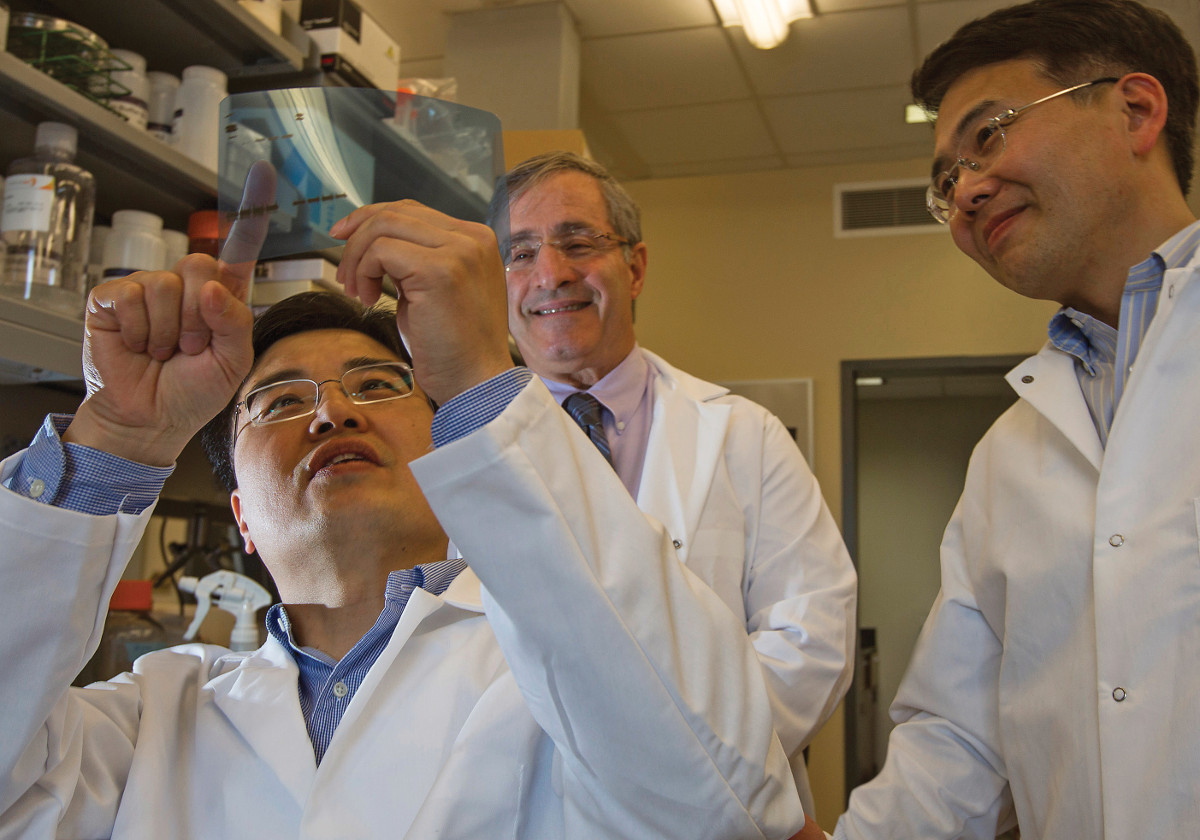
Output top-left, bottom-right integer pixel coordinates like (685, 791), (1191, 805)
(1, 122), (95, 317)
(101, 209), (166, 280)
(160, 228), (189, 271)
(172, 66), (228, 172)
(146, 71), (180, 144)
(108, 49), (150, 130)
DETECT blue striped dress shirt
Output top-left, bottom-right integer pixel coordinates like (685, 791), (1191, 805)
(1048, 221), (1200, 447)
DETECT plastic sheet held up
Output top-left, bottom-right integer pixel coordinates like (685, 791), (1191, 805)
(218, 87), (508, 261)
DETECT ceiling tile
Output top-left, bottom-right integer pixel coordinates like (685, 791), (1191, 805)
(582, 28), (749, 113)
(785, 141), (931, 169)
(734, 6), (916, 96)
(567, 0), (718, 38)
(763, 85), (931, 156)
(610, 101), (779, 165)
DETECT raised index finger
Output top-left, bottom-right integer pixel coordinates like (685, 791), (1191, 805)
(218, 160), (278, 301)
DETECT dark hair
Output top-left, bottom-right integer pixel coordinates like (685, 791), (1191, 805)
(200, 291), (409, 493)
(487, 151), (643, 252)
(911, 0), (1199, 194)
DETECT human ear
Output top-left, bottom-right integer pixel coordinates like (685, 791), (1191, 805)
(627, 242), (648, 301)
(1117, 72), (1169, 156)
(230, 489), (257, 555)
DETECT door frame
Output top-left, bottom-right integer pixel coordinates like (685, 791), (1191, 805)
(839, 353), (1028, 802)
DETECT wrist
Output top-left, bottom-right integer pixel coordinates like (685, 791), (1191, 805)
(63, 405), (186, 468)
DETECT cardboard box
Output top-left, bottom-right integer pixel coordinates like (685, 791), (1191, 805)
(287, 0), (400, 91)
(252, 257), (341, 306)
(260, 256), (339, 284)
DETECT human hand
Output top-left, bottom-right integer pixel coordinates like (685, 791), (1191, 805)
(789, 813), (829, 840)
(330, 200), (513, 405)
(64, 162), (275, 465)
(65, 255), (255, 466)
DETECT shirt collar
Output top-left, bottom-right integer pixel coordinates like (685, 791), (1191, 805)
(1047, 220), (1200, 363)
(265, 558), (467, 655)
(541, 345), (652, 428)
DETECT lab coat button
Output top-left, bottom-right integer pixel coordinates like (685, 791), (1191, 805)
(616, 421), (626, 431)
(28, 478), (45, 498)
(1021, 375), (1034, 384)
(1113, 687), (1127, 702)
(333, 681), (349, 698)
(1109, 534), (1125, 547)
(672, 539), (682, 549)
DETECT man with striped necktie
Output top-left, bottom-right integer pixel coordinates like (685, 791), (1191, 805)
(492, 152), (857, 821)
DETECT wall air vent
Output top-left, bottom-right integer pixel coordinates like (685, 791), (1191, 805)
(834, 179), (944, 238)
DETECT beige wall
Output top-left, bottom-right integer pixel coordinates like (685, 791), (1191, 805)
(624, 157), (1061, 825)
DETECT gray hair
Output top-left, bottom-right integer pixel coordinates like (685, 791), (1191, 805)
(488, 152), (643, 249)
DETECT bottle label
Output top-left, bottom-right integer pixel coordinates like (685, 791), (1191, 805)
(1, 174), (56, 234)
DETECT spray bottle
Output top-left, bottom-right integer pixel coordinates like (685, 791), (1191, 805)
(178, 570), (273, 652)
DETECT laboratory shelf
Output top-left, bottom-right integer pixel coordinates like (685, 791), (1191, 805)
(0, 51), (218, 229)
(29, 0), (310, 78)
(0, 296), (84, 383)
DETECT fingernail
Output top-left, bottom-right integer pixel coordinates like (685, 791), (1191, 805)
(329, 219), (346, 238)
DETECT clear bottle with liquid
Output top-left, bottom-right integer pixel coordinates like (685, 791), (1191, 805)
(1, 122), (96, 318)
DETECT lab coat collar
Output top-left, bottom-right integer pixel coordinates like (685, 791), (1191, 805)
(208, 640), (315, 807)
(208, 574), (487, 807)
(1008, 344), (1104, 470)
(636, 351), (732, 562)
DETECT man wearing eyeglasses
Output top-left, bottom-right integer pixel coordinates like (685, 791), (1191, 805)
(834, 1), (1200, 838)
(489, 152), (857, 817)
(0, 194), (826, 835)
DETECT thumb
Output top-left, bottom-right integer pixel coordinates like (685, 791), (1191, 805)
(201, 280), (254, 381)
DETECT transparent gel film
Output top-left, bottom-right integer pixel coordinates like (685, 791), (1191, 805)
(218, 88), (508, 261)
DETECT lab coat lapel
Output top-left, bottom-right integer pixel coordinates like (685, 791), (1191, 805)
(209, 640), (316, 807)
(636, 370), (731, 563)
(1007, 345), (1103, 471)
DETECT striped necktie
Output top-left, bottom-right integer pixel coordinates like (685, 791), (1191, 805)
(562, 392), (613, 467)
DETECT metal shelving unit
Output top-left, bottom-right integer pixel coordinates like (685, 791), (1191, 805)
(0, 0), (311, 381)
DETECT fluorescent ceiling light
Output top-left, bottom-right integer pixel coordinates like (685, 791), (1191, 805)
(713, 0), (813, 50)
(905, 104), (934, 124)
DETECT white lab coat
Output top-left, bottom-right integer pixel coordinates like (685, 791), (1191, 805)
(837, 250), (1200, 838)
(0, 380), (805, 839)
(635, 351), (857, 808)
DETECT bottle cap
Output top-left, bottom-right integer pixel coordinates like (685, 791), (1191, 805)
(34, 121), (77, 157)
(110, 48), (146, 76)
(146, 71), (181, 92)
(112, 209), (164, 233)
(109, 579), (154, 612)
(187, 209), (222, 240)
(182, 65), (228, 88)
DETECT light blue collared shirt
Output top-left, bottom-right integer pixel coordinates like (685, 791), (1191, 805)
(1048, 220), (1200, 447)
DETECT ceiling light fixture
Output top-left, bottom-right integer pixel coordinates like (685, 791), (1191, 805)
(905, 104), (934, 124)
(713, 0), (813, 50)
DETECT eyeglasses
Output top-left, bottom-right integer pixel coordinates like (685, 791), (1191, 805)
(504, 227), (630, 273)
(927, 77), (1119, 223)
(234, 361), (415, 435)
